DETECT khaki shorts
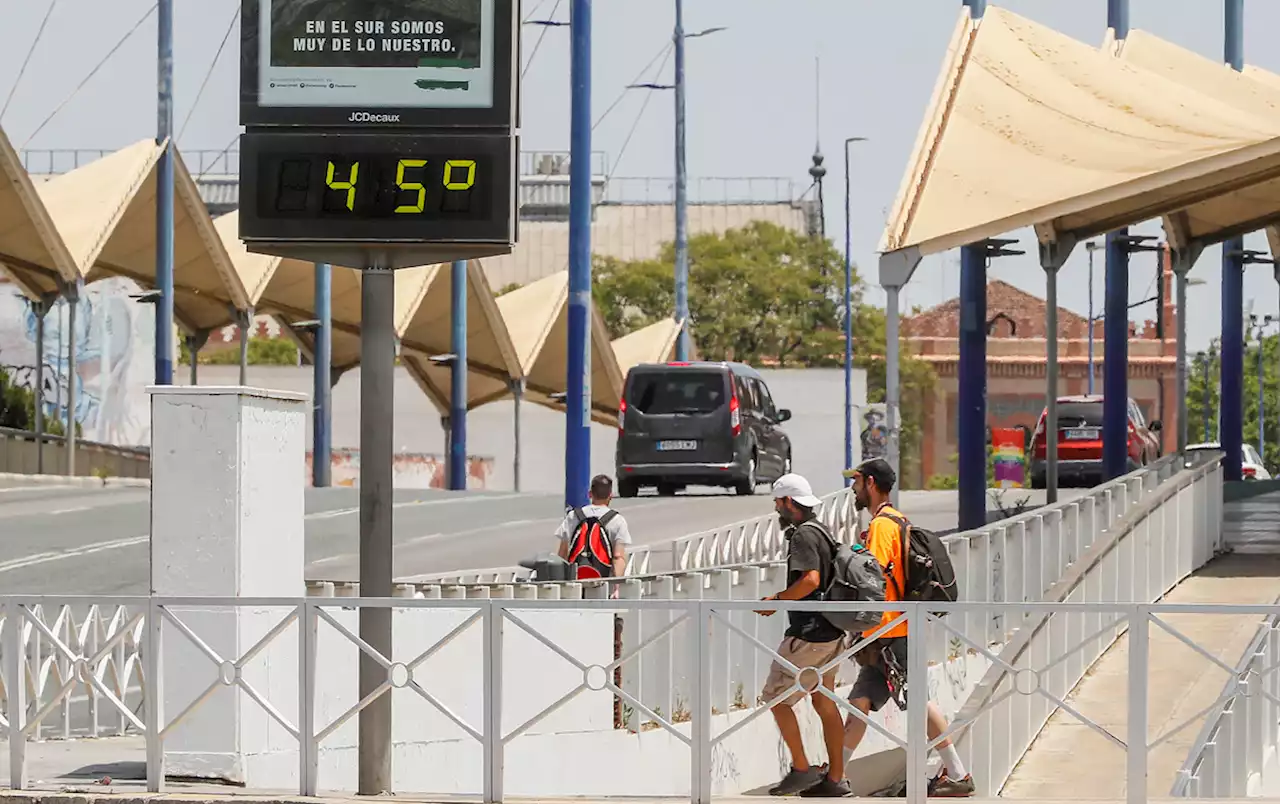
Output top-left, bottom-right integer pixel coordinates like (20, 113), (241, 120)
(761, 636), (846, 707)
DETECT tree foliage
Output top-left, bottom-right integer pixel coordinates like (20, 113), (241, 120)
(1188, 330), (1280, 473)
(591, 221), (937, 486)
(0, 366), (69, 435)
(180, 337), (299, 366)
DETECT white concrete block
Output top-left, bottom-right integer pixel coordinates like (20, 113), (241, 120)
(148, 386), (308, 785)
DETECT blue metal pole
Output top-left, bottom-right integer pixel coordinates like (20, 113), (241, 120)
(957, 244), (987, 530)
(565, 0), (593, 509)
(843, 142), (854, 485)
(958, 0), (989, 530)
(313, 263), (332, 488)
(1107, 0), (1130, 38)
(673, 0), (690, 361)
(1259, 335), (1265, 451)
(1221, 0), (1245, 480)
(154, 0), (174, 386)
(1103, 231), (1130, 479)
(449, 260), (468, 491)
(1087, 248), (1095, 395)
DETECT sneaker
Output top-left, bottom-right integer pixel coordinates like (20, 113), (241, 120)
(769, 765), (824, 796)
(799, 776), (851, 797)
(928, 770), (976, 798)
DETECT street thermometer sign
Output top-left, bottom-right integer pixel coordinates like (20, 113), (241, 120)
(238, 0), (519, 267)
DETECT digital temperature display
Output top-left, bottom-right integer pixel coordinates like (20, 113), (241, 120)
(239, 129), (515, 250)
(262, 154), (492, 220)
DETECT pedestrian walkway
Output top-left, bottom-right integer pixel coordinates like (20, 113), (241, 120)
(1222, 488), (1280, 553)
(1001, 552), (1280, 799)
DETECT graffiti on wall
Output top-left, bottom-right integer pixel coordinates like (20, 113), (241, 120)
(0, 278), (155, 446)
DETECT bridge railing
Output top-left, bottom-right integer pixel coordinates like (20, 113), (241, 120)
(2, 596), (1264, 804)
(1172, 594), (1280, 798)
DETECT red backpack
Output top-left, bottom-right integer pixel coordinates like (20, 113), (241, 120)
(566, 507), (620, 579)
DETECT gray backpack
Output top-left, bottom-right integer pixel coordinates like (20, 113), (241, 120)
(809, 522), (887, 633)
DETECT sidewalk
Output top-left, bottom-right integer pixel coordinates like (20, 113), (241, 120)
(1001, 552), (1280, 799)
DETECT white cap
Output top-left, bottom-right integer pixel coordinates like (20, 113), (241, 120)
(772, 473), (821, 508)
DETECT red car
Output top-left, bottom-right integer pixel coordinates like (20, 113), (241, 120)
(1029, 395), (1163, 488)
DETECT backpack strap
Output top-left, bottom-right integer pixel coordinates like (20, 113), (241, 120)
(571, 507), (587, 527)
(871, 512), (910, 599)
(598, 509), (620, 527)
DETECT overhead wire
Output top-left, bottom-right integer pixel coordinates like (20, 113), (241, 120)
(521, 0), (563, 79)
(606, 45), (674, 180)
(21, 2), (159, 148)
(3, 0), (60, 123)
(593, 42), (674, 132)
(178, 4), (238, 143)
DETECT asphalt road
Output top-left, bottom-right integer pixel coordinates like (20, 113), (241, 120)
(0, 476), (1083, 596)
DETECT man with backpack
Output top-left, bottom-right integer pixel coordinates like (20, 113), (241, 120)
(756, 473), (851, 798)
(842, 458), (975, 797)
(555, 474), (631, 579)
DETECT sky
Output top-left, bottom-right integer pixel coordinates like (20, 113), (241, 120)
(4, 0), (1280, 352)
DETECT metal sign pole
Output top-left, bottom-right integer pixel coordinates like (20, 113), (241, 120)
(358, 267), (395, 794)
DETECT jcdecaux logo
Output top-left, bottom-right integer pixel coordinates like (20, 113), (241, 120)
(349, 111), (402, 123)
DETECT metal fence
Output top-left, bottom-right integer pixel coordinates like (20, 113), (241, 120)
(0, 426), (150, 479)
(1173, 594), (1280, 797)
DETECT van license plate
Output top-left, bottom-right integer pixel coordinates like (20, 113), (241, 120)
(1065, 428), (1099, 440)
(657, 440), (698, 451)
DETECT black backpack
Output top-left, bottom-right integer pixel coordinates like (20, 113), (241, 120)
(566, 508), (619, 579)
(804, 522), (886, 633)
(876, 513), (959, 610)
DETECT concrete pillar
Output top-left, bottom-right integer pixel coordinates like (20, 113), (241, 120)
(148, 385), (308, 784)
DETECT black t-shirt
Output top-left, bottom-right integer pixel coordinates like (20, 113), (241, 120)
(783, 519), (844, 643)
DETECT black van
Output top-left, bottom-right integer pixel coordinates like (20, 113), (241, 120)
(614, 362), (793, 497)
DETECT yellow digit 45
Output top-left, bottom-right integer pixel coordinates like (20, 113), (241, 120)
(325, 161), (359, 211)
(395, 159), (428, 213)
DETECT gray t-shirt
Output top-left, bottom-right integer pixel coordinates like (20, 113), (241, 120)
(555, 504), (632, 549)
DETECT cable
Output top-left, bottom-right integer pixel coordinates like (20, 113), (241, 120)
(521, 0), (563, 79)
(522, 0), (550, 23)
(20, 2), (159, 148)
(593, 42), (673, 132)
(606, 46), (674, 179)
(193, 131), (241, 182)
(178, 5), (238, 143)
(2, 0), (60, 123)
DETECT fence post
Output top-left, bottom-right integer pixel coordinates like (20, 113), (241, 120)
(690, 601), (711, 804)
(146, 599), (164, 792)
(298, 599), (317, 796)
(1127, 605), (1149, 804)
(6, 603), (26, 789)
(484, 600), (504, 803)
(906, 603), (930, 804)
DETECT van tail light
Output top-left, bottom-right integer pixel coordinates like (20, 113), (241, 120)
(1244, 465), (1258, 478)
(618, 396), (627, 433)
(729, 394), (742, 437)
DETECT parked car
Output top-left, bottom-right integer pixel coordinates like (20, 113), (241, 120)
(615, 361), (792, 497)
(1029, 395), (1162, 488)
(1185, 442), (1271, 479)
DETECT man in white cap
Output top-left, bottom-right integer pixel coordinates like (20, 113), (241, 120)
(756, 473), (850, 797)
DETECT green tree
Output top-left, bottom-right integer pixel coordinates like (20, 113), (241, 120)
(591, 221), (937, 486)
(0, 366), (69, 435)
(180, 337), (299, 366)
(1188, 330), (1280, 474)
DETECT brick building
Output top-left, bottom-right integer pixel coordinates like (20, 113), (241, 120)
(903, 254), (1178, 484)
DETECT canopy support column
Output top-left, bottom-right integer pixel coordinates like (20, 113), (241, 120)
(878, 248), (920, 508)
(184, 330), (210, 385)
(59, 278), (81, 477)
(449, 260), (468, 492)
(1038, 232), (1076, 504)
(1222, 241), (1245, 480)
(511, 379), (524, 493)
(30, 293), (57, 475)
(957, 244), (987, 531)
(1169, 243), (1203, 454)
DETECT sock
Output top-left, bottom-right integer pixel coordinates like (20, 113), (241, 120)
(936, 744), (967, 779)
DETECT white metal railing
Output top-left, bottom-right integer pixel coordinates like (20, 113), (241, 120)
(1172, 595), (1280, 797)
(1, 597), (1271, 804)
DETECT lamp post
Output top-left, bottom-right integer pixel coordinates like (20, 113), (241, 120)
(843, 136), (867, 484)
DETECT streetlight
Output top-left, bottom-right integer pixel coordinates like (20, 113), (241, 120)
(627, 15), (727, 361)
(843, 136), (867, 484)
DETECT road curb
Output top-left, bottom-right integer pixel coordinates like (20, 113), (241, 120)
(0, 473), (151, 489)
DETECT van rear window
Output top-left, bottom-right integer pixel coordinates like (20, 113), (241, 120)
(628, 371), (726, 414)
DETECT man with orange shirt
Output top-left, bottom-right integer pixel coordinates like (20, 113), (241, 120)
(842, 459), (975, 798)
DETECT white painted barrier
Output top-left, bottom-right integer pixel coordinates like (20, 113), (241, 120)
(1172, 595), (1280, 798)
